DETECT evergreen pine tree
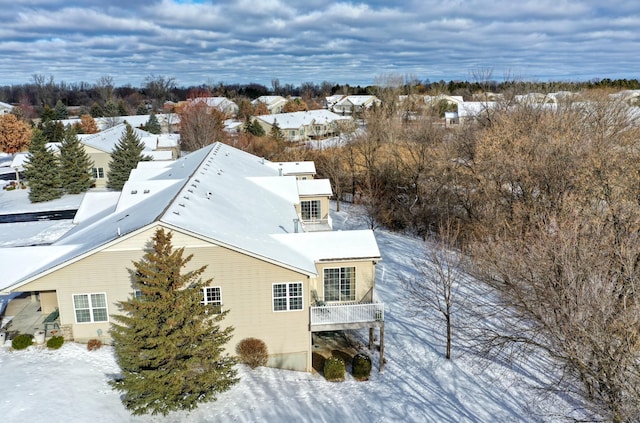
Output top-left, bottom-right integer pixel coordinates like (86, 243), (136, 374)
(104, 100), (118, 117)
(54, 100), (69, 120)
(40, 120), (65, 143)
(59, 128), (94, 194)
(117, 100), (128, 116)
(23, 129), (63, 202)
(40, 104), (56, 122)
(109, 228), (238, 416)
(244, 118), (265, 136)
(90, 102), (103, 118)
(106, 123), (149, 190)
(136, 103), (148, 115)
(269, 120), (284, 143)
(145, 113), (161, 134)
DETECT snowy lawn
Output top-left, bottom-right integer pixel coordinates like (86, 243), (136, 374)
(0, 201), (584, 422)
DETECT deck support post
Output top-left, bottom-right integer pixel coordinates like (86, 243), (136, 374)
(369, 327), (374, 350)
(379, 323), (385, 372)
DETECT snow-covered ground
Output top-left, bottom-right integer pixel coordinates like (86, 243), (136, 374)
(0, 198), (585, 422)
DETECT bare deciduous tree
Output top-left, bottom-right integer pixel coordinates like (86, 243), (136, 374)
(404, 222), (463, 359)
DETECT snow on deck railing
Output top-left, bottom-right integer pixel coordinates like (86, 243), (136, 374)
(310, 302), (384, 326)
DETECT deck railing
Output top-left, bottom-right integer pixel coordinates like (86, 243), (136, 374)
(310, 302), (384, 326)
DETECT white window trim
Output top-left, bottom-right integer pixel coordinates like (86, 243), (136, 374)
(272, 282), (304, 312)
(202, 286), (222, 313)
(323, 267), (357, 302)
(91, 167), (105, 179)
(301, 199), (321, 221)
(72, 292), (109, 324)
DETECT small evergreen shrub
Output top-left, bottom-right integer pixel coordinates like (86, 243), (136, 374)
(323, 356), (345, 382)
(352, 353), (372, 381)
(11, 334), (33, 350)
(87, 339), (103, 351)
(236, 337), (268, 369)
(46, 336), (64, 350)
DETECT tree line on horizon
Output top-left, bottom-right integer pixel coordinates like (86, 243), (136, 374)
(1, 73), (639, 119)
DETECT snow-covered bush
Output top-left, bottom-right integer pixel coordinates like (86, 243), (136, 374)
(352, 353), (372, 381)
(323, 356), (345, 382)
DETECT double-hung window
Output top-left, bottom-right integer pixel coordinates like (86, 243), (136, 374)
(323, 267), (356, 302)
(91, 167), (104, 179)
(272, 282), (303, 311)
(73, 293), (108, 323)
(301, 200), (320, 221)
(202, 287), (222, 314)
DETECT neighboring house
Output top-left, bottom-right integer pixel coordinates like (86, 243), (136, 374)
(0, 101), (12, 115)
(188, 97), (239, 117)
(251, 96), (288, 114)
(456, 101), (498, 125)
(78, 123), (178, 188)
(513, 93), (557, 104)
(325, 94), (345, 110)
(423, 94), (464, 107)
(254, 110), (352, 142)
(56, 114), (178, 134)
(330, 95), (381, 115)
(0, 142), (384, 372)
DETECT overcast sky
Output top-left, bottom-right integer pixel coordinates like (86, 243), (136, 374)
(1, 0), (639, 88)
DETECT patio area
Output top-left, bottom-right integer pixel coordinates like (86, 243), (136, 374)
(0, 293), (59, 344)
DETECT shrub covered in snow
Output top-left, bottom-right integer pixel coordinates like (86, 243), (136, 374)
(323, 356), (345, 382)
(352, 353), (372, 381)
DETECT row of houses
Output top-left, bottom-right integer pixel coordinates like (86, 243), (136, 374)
(0, 142), (385, 373)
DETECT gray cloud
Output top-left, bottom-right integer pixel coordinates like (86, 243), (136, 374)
(0, 0), (638, 88)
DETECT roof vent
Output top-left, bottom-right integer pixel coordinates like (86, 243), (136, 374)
(143, 189), (150, 194)
(206, 192), (212, 199)
(173, 211), (180, 215)
(131, 190), (138, 194)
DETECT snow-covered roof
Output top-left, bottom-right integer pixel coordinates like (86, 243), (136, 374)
(251, 96), (286, 106)
(139, 133), (180, 149)
(272, 230), (380, 262)
(335, 95), (379, 106)
(0, 142), (380, 291)
(79, 123), (153, 153)
(190, 97), (238, 111)
(255, 110), (350, 130)
(457, 102), (497, 118)
(297, 179), (332, 197)
(266, 160), (316, 176)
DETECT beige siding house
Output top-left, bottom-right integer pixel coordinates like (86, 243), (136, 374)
(254, 110), (352, 142)
(251, 96), (288, 114)
(78, 123), (177, 187)
(0, 142), (383, 372)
